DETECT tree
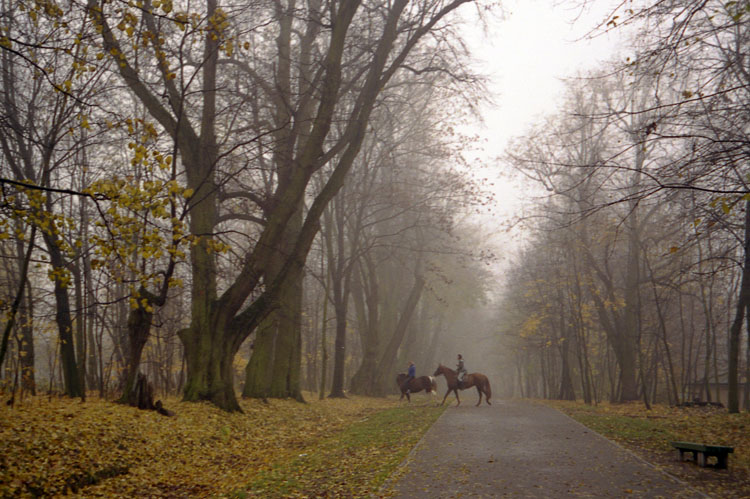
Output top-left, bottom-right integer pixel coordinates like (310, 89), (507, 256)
(85, 0), (475, 410)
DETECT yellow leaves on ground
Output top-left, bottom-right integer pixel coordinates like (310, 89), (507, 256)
(547, 400), (750, 498)
(0, 393), (433, 497)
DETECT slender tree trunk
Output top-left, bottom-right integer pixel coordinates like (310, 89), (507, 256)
(557, 336), (576, 400)
(19, 285), (35, 395)
(42, 233), (82, 398)
(73, 263), (87, 400)
(0, 227), (36, 374)
(328, 296), (349, 398)
(728, 200), (750, 413)
(372, 274), (425, 395)
(349, 259), (380, 396)
(319, 280), (329, 400)
(743, 302), (750, 410)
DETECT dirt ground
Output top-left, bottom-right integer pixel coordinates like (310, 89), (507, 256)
(384, 399), (707, 498)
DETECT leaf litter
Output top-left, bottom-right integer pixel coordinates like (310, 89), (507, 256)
(0, 393), (444, 497)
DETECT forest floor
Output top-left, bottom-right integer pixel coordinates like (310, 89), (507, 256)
(548, 400), (750, 498)
(4, 393), (747, 498)
(0, 391), (444, 497)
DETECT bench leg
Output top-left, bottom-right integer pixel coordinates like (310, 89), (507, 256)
(716, 454), (728, 469)
(677, 449), (697, 463)
(697, 452), (707, 467)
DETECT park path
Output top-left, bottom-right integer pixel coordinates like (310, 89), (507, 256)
(385, 399), (705, 498)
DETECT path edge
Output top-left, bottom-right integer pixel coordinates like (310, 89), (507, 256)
(374, 403), (448, 497)
(534, 400), (709, 498)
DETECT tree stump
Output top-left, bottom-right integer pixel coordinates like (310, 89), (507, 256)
(125, 373), (174, 416)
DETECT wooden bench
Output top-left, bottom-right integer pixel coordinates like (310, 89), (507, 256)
(670, 441), (734, 469)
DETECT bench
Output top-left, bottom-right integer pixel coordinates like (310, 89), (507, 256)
(670, 441), (734, 469)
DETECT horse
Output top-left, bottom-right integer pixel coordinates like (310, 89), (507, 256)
(396, 373), (437, 402)
(433, 364), (492, 406)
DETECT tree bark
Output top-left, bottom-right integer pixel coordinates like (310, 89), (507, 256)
(372, 274), (425, 395)
(728, 200), (750, 413)
(348, 259), (379, 395)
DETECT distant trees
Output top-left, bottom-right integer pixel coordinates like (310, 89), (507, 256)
(499, 0), (750, 411)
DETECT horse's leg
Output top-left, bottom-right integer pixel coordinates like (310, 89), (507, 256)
(475, 385), (482, 406)
(485, 383), (491, 405)
(441, 388), (451, 405)
(454, 389), (461, 406)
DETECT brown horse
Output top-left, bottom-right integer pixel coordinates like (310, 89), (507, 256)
(433, 364), (491, 406)
(396, 373), (437, 402)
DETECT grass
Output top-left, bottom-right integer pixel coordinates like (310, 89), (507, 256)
(240, 404), (445, 497)
(545, 400), (750, 498)
(0, 391), (444, 497)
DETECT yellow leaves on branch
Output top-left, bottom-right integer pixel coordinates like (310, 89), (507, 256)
(86, 173), (192, 274)
(0, 182), (78, 259)
(47, 266), (72, 288)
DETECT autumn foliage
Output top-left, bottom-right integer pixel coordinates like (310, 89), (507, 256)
(0, 394), (444, 497)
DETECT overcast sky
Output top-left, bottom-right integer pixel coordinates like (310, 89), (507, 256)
(463, 0), (629, 252)
(474, 0), (625, 155)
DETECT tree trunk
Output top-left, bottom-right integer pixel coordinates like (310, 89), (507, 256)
(557, 336), (576, 400)
(728, 200), (750, 413)
(180, 321), (242, 412)
(372, 274), (425, 395)
(73, 263), (87, 400)
(744, 302), (750, 410)
(118, 304), (155, 405)
(0, 227), (36, 382)
(328, 298), (349, 398)
(348, 260), (379, 395)
(243, 209), (305, 401)
(42, 233), (82, 398)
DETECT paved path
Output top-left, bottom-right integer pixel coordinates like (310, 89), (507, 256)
(386, 400), (705, 498)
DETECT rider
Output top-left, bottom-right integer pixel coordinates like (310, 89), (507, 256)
(456, 354), (467, 388)
(403, 361), (416, 394)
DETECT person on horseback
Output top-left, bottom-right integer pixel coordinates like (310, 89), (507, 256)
(403, 361), (416, 394)
(456, 354), (467, 388)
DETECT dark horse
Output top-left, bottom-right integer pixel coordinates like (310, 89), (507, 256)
(433, 364), (491, 406)
(396, 373), (437, 402)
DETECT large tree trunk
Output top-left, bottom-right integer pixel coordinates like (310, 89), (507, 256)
(243, 211), (305, 401)
(180, 320), (242, 411)
(118, 304), (154, 404)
